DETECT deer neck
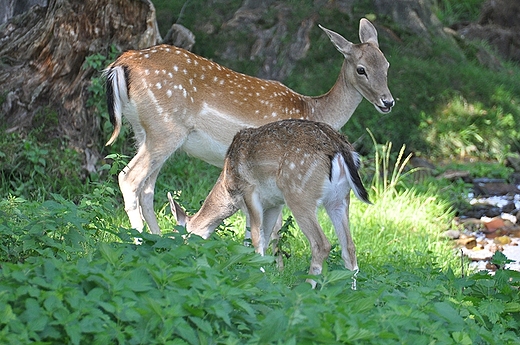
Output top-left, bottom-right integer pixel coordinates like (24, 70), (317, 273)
(188, 173), (240, 238)
(307, 61), (363, 131)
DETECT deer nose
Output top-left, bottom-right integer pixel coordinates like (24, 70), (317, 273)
(383, 99), (394, 108)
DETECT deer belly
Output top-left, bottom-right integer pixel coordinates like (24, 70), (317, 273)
(181, 130), (229, 168)
(257, 179), (285, 208)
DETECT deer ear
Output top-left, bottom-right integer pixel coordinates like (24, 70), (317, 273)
(359, 18), (379, 47)
(167, 192), (188, 227)
(319, 24), (353, 56)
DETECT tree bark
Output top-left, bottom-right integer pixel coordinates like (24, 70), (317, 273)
(0, 0), (160, 158)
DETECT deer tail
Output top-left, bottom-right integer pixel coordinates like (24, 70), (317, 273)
(103, 64), (129, 146)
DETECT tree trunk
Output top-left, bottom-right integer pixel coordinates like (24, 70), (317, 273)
(0, 0), (160, 166)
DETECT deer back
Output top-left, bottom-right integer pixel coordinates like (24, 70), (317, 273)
(224, 119), (370, 205)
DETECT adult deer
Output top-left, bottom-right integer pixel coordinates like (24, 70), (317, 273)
(169, 119), (371, 288)
(104, 18), (393, 236)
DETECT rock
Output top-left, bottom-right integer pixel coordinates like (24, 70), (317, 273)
(438, 170), (471, 181)
(473, 180), (520, 196)
(464, 205), (501, 219)
(162, 24), (195, 51)
(494, 236), (512, 245)
(457, 236), (477, 249)
(456, 217), (485, 232)
(216, 0), (317, 81)
(506, 153), (520, 172)
(373, 0), (448, 39)
(455, 0), (520, 62)
(482, 216), (505, 231)
(443, 229), (460, 239)
(462, 246), (494, 261)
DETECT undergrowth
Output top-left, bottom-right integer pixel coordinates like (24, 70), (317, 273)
(1, 131), (520, 343)
(1, 214), (519, 344)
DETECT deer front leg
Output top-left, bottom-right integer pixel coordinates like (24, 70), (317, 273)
(245, 209), (284, 271)
(262, 206), (284, 252)
(269, 212), (284, 270)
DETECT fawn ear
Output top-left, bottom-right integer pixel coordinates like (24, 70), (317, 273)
(167, 192), (188, 227)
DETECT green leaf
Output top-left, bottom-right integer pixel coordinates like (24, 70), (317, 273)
(478, 299), (505, 324)
(258, 310), (288, 343)
(0, 303), (16, 324)
(188, 316), (213, 335)
(505, 302), (520, 313)
(490, 251), (514, 266)
(452, 331), (473, 345)
(65, 322), (82, 345)
(433, 301), (464, 327)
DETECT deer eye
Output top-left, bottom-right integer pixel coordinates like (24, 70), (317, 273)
(356, 67), (366, 75)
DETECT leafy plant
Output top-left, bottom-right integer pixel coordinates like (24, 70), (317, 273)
(0, 131), (86, 201)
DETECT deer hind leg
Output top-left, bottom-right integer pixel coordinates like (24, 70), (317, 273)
(139, 167), (163, 235)
(118, 152), (147, 233)
(119, 135), (184, 234)
(324, 194), (358, 271)
(286, 199), (331, 288)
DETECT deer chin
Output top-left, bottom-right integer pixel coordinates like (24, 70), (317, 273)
(375, 104), (392, 114)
